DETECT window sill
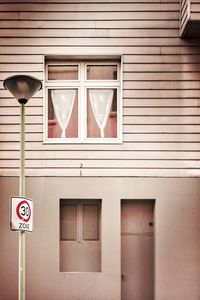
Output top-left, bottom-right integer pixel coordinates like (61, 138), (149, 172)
(60, 271), (102, 274)
(43, 138), (123, 144)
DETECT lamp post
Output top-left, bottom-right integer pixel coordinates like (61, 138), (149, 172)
(3, 75), (42, 300)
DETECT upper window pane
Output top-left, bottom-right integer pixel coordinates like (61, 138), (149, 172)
(48, 64), (79, 80)
(60, 204), (77, 241)
(86, 65), (117, 80)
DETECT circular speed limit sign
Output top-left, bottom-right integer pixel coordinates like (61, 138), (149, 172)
(10, 197), (33, 232)
(16, 200), (31, 222)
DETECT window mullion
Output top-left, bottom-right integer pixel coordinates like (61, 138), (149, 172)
(80, 62), (86, 141)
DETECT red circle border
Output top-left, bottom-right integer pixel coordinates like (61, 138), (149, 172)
(16, 200), (31, 222)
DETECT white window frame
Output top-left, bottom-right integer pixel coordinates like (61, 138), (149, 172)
(44, 60), (122, 144)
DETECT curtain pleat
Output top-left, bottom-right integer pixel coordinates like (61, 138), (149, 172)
(89, 89), (114, 138)
(51, 90), (76, 138)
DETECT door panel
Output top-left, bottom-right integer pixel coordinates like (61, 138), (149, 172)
(121, 200), (154, 300)
(60, 241), (100, 272)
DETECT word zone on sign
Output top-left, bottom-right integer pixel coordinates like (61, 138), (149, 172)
(10, 197), (33, 232)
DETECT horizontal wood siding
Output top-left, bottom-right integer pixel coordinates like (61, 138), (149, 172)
(191, 1), (200, 20)
(1, 0), (200, 177)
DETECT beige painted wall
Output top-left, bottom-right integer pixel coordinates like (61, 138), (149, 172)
(0, 177), (200, 300)
(1, 1), (200, 177)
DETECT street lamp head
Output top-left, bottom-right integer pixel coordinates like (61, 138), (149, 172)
(3, 75), (42, 104)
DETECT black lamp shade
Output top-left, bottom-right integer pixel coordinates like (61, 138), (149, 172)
(3, 75), (42, 104)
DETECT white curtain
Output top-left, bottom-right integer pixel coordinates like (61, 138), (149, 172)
(89, 89), (114, 138)
(51, 89), (76, 138)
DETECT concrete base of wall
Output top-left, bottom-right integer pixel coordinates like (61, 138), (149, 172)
(0, 177), (200, 300)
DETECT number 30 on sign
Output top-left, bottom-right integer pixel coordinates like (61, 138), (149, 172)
(10, 197), (33, 232)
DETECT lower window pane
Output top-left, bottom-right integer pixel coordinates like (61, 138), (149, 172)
(48, 89), (78, 139)
(87, 89), (117, 138)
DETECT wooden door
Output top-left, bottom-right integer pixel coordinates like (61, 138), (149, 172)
(121, 200), (154, 300)
(60, 199), (101, 272)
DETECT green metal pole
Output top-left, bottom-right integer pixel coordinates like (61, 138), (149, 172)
(19, 103), (26, 300)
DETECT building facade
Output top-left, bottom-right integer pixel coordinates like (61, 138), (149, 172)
(1, 1), (200, 300)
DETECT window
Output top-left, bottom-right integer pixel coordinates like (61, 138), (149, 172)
(60, 199), (101, 272)
(45, 59), (121, 143)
